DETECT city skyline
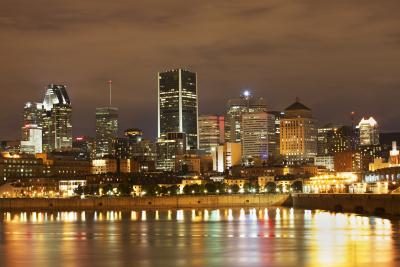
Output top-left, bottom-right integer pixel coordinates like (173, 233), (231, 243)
(1, 1), (400, 140)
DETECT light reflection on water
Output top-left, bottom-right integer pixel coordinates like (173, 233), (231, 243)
(0, 208), (399, 267)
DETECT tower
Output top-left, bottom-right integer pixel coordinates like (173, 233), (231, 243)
(158, 69), (198, 150)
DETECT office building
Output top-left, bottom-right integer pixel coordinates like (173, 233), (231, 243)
(280, 99), (317, 165)
(158, 69), (198, 150)
(95, 107), (118, 158)
(42, 84), (72, 152)
(156, 132), (187, 171)
(357, 117), (379, 146)
(225, 91), (267, 143)
(241, 112), (276, 165)
(20, 124), (42, 154)
(212, 142), (242, 173)
(198, 115), (224, 154)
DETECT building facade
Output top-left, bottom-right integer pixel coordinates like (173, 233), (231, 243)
(225, 92), (267, 143)
(198, 115), (224, 154)
(158, 69), (198, 150)
(42, 84), (72, 152)
(95, 107), (118, 158)
(280, 100), (317, 165)
(241, 112), (276, 165)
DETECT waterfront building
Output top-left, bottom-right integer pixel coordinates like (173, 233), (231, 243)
(225, 91), (267, 143)
(42, 84), (72, 152)
(158, 69), (198, 150)
(280, 99), (317, 165)
(95, 107), (118, 158)
(198, 115), (224, 154)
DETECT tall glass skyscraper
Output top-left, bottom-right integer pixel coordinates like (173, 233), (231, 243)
(95, 107), (118, 158)
(42, 84), (72, 152)
(158, 69), (198, 150)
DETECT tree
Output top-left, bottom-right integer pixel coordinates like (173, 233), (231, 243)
(230, 184), (240, 194)
(266, 182), (276, 193)
(205, 182), (217, 193)
(103, 183), (113, 195)
(291, 181), (303, 192)
(74, 185), (84, 196)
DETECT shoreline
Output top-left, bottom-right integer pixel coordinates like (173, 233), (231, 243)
(0, 194), (291, 211)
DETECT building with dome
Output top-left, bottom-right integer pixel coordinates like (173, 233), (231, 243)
(279, 99), (317, 165)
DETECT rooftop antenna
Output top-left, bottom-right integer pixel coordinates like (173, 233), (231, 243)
(108, 80), (112, 106)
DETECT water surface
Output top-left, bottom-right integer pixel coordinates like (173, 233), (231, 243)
(0, 208), (399, 267)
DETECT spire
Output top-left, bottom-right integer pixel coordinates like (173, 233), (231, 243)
(108, 80), (112, 106)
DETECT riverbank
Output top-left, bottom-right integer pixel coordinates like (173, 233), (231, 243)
(292, 193), (400, 216)
(0, 194), (291, 211)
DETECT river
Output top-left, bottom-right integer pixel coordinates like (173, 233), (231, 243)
(0, 208), (399, 266)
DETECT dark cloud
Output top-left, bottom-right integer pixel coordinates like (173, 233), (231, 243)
(0, 0), (400, 140)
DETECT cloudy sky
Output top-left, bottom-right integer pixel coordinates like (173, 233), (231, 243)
(1, 0), (399, 140)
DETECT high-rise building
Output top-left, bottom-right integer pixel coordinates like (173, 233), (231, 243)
(23, 102), (43, 126)
(225, 91), (267, 143)
(95, 107), (118, 158)
(198, 115), (224, 154)
(357, 117), (379, 146)
(280, 99), (317, 165)
(241, 112), (276, 165)
(42, 84), (72, 152)
(124, 128), (143, 144)
(20, 124), (42, 154)
(317, 124), (354, 156)
(156, 132), (186, 171)
(212, 142), (242, 173)
(267, 111), (284, 156)
(158, 69), (198, 150)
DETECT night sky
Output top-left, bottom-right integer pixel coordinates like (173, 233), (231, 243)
(1, 1), (400, 140)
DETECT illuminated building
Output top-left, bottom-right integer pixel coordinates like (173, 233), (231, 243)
(20, 124), (42, 154)
(72, 136), (95, 160)
(124, 128), (143, 143)
(95, 107), (118, 158)
(198, 115), (224, 154)
(0, 154), (43, 183)
(225, 91), (267, 142)
(158, 69), (198, 150)
(267, 111), (284, 156)
(390, 141), (400, 165)
(280, 99), (317, 165)
(42, 84), (72, 152)
(334, 151), (361, 172)
(357, 117), (379, 146)
(156, 132), (186, 171)
(91, 158), (132, 174)
(303, 172), (359, 193)
(317, 124), (354, 156)
(212, 142), (242, 172)
(241, 112), (276, 165)
(23, 102), (43, 126)
(58, 180), (86, 197)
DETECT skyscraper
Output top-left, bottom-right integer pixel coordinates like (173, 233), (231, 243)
(241, 112), (276, 165)
(42, 84), (72, 152)
(158, 69), (198, 150)
(21, 102), (43, 154)
(95, 107), (118, 158)
(225, 91), (267, 143)
(198, 115), (224, 154)
(357, 117), (379, 146)
(280, 99), (317, 165)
